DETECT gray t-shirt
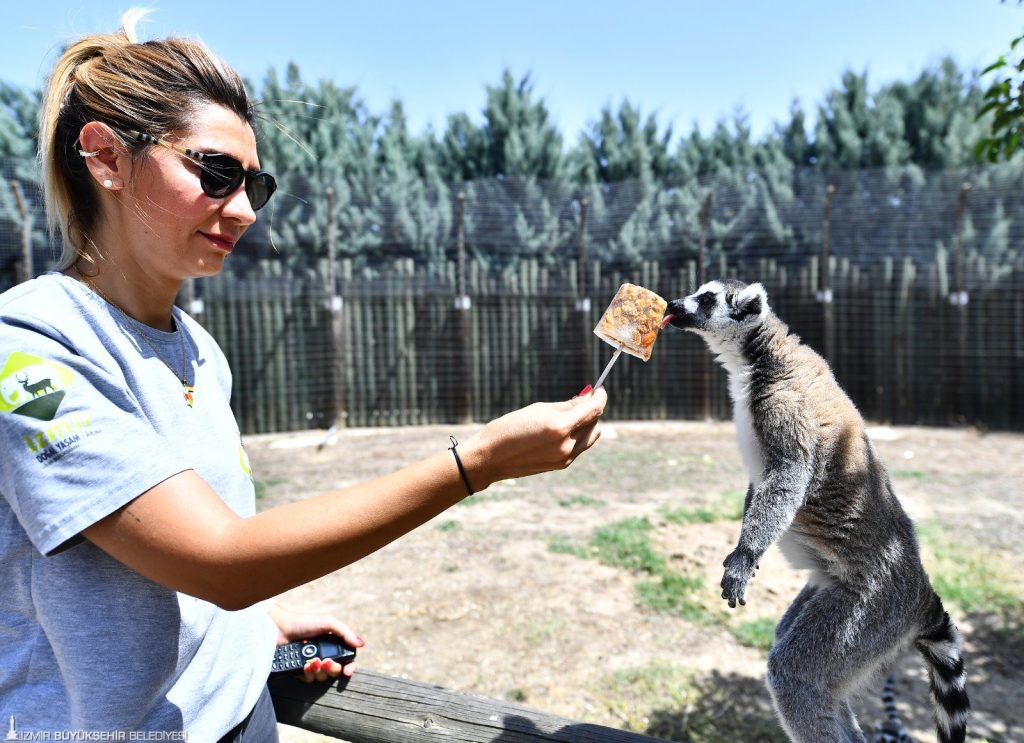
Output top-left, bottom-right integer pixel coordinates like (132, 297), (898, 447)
(0, 273), (277, 739)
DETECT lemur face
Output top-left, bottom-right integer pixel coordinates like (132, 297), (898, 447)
(662, 279), (769, 341)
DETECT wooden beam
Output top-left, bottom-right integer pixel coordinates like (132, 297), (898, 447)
(270, 669), (668, 743)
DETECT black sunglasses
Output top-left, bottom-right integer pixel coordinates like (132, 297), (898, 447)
(124, 129), (277, 211)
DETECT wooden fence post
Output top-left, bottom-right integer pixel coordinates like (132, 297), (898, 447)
(697, 192), (713, 421)
(9, 180), (32, 285)
(454, 192), (472, 423)
(817, 184), (836, 366)
(178, 278), (203, 325)
(1013, 262), (1024, 430)
(324, 186), (348, 431)
(576, 197), (592, 388)
(951, 181), (972, 425)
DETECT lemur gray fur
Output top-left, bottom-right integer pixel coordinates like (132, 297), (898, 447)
(662, 279), (969, 743)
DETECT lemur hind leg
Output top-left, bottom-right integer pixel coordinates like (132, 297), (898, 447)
(766, 584), (900, 743)
(774, 583), (818, 644)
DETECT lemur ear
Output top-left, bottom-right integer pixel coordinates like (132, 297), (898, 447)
(733, 283), (769, 321)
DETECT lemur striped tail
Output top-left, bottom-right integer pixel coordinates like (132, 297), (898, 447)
(871, 674), (914, 743)
(914, 593), (969, 743)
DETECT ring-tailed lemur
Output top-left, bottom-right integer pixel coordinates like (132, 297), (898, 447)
(662, 279), (969, 743)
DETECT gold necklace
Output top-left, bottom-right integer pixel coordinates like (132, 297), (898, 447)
(82, 279), (195, 408)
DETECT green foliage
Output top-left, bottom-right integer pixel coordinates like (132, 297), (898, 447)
(591, 517), (665, 574)
(600, 662), (788, 742)
(252, 478), (285, 500)
(917, 521), (1024, 636)
(660, 490), (745, 525)
(570, 100), (675, 184)
(0, 56), (1001, 181)
(976, 32), (1024, 162)
(2, 55), (1020, 277)
(0, 83), (39, 158)
(599, 662), (698, 735)
(732, 618), (776, 651)
(557, 495), (606, 508)
(636, 572), (709, 622)
(249, 64), (454, 267)
(551, 517), (713, 622)
(811, 62), (988, 170)
(547, 536), (591, 560)
(436, 70), (565, 181)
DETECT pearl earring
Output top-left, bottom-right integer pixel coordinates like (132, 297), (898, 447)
(103, 179), (113, 189)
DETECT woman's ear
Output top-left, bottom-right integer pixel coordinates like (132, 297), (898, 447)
(78, 122), (129, 191)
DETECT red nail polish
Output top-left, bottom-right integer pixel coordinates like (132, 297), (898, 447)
(577, 384), (593, 397)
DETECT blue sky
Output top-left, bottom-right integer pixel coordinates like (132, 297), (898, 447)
(4, 1), (1021, 145)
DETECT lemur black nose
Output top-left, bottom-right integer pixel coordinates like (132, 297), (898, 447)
(661, 299), (686, 328)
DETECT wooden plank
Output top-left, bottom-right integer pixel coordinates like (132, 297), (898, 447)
(269, 670), (668, 743)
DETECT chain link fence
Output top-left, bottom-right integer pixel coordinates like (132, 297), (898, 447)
(2, 158), (1022, 432)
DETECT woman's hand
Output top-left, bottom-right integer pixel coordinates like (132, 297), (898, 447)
(461, 387), (608, 490)
(269, 603), (365, 682)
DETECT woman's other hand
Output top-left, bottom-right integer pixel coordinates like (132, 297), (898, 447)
(269, 603), (364, 682)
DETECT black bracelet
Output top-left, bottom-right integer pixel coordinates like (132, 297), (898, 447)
(448, 436), (475, 496)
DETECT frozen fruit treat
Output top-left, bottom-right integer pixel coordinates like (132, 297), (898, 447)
(593, 283), (668, 362)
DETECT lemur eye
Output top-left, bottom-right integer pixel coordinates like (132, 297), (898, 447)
(698, 292), (717, 306)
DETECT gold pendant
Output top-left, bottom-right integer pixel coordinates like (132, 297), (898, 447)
(183, 383), (195, 408)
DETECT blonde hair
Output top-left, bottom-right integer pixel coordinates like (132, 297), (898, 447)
(38, 8), (255, 269)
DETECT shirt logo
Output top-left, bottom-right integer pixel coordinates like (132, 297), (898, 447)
(0, 352), (76, 421)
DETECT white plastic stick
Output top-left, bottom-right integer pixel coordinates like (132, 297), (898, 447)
(593, 345), (623, 390)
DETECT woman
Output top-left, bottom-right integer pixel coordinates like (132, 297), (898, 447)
(0, 11), (607, 741)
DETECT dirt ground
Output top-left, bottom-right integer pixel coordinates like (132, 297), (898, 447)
(246, 420), (1024, 743)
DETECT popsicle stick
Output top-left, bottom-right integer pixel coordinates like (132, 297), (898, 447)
(593, 345), (623, 391)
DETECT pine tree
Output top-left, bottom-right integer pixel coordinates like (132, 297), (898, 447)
(0, 82), (40, 158)
(890, 58), (986, 168)
(375, 101), (453, 264)
(436, 70), (565, 181)
(252, 64), (406, 266)
(568, 100), (674, 185)
(777, 101), (816, 168)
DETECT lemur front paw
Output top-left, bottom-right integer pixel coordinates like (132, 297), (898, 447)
(720, 548), (757, 608)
